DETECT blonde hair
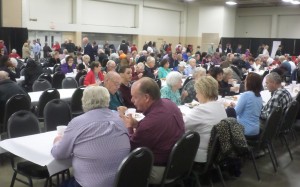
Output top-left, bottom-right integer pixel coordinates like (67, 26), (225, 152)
(82, 86), (110, 112)
(222, 67), (233, 79)
(195, 76), (218, 101)
(82, 55), (90, 62)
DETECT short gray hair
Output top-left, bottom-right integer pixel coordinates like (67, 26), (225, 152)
(146, 56), (155, 64)
(0, 71), (9, 81)
(82, 86), (110, 112)
(223, 67), (233, 78)
(166, 71), (182, 87)
(193, 67), (206, 78)
(82, 55), (90, 61)
(10, 58), (18, 67)
(267, 72), (282, 84)
(136, 62), (145, 70)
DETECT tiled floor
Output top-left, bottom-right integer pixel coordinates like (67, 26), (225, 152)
(1, 135), (300, 187)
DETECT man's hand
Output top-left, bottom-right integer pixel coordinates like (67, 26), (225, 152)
(121, 114), (138, 128)
(53, 135), (63, 144)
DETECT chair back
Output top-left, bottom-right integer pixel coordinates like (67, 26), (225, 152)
(42, 67), (52, 75)
(114, 147), (153, 187)
(260, 106), (282, 143)
(78, 75), (86, 87)
(37, 88), (60, 118)
(182, 76), (193, 88)
(53, 63), (61, 73)
(62, 77), (78, 89)
(44, 99), (72, 131)
(39, 73), (53, 84)
(2, 94), (31, 133)
(280, 101), (299, 132)
(75, 70), (87, 85)
(52, 72), (66, 89)
(20, 68), (25, 76)
(32, 78), (52, 92)
(160, 131), (200, 185)
(71, 86), (85, 114)
(154, 78), (161, 89)
(7, 110), (40, 138)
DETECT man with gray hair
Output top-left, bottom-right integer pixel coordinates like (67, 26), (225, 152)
(184, 58), (197, 76)
(103, 71), (124, 110)
(143, 56), (157, 79)
(52, 86), (130, 187)
(260, 72), (292, 121)
(0, 71), (28, 124)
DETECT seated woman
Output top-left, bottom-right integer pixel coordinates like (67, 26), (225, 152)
(61, 56), (76, 74)
(51, 86), (130, 187)
(48, 51), (61, 67)
(160, 71), (188, 106)
(181, 67), (206, 104)
(231, 72), (263, 137)
(158, 59), (171, 79)
(219, 67), (239, 96)
(184, 76), (227, 163)
(84, 61), (104, 86)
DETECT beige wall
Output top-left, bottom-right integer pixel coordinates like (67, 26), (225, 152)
(62, 32), (76, 44)
(137, 35), (185, 52)
(2, 0), (22, 27)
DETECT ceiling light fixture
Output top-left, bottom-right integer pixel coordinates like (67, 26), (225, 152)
(226, 1), (237, 5)
(282, 0), (291, 2)
(291, 0), (300, 4)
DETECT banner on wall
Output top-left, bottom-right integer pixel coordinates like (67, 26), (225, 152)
(271, 41), (281, 58)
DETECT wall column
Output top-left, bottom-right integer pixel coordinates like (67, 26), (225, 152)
(271, 14), (278, 38)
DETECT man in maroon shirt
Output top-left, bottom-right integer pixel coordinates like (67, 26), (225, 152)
(121, 77), (185, 184)
(119, 65), (135, 108)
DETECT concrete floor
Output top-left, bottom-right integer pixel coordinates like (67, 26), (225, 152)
(1, 136), (300, 187)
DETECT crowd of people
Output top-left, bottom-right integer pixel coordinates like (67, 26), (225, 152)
(1, 37), (300, 187)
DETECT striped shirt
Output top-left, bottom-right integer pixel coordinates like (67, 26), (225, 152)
(51, 108), (130, 187)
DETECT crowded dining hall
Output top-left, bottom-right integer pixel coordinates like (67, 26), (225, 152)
(1, 0), (300, 186)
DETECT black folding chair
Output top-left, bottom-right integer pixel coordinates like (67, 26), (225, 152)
(248, 106), (282, 172)
(7, 110), (52, 187)
(52, 72), (65, 89)
(44, 99), (72, 132)
(71, 86), (85, 117)
(32, 79), (52, 92)
(154, 79), (161, 89)
(36, 88), (60, 121)
(278, 101), (299, 160)
(62, 77), (78, 89)
(75, 70), (87, 85)
(114, 147), (153, 187)
(39, 73), (53, 84)
(78, 75), (86, 87)
(1, 94), (31, 135)
(157, 131), (200, 187)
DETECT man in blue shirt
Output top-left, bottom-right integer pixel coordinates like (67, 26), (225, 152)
(32, 39), (41, 61)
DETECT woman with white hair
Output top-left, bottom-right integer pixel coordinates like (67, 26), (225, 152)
(181, 67), (206, 104)
(160, 71), (188, 105)
(220, 67), (239, 96)
(9, 49), (20, 59)
(184, 76), (227, 163)
(51, 86), (130, 187)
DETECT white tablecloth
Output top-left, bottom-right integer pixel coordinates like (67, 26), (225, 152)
(0, 131), (71, 176)
(16, 76), (25, 84)
(28, 88), (76, 105)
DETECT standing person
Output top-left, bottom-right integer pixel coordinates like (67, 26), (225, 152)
(65, 39), (76, 55)
(216, 44), (223, 55)
(51, 86), (130, 187)
(32, 39), (41, 61)
(43, 42), (52, 58)
(22, 42), (31, 59)
(275, 45), (283, 56)
(82, 37), (95, 62)
(236, 44), (242, 54)
(263, 45), (270, 56)
(52, 41), (61, 52)
(92, 41), (98, 58)
(120, 77), (184, 184)
(119, 40), (128, 54)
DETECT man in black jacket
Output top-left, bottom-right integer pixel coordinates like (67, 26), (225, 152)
(82, 37), (95, 62)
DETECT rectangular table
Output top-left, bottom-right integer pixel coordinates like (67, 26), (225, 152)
(28, 88), (76, 105)
(0, 131), (72, 176)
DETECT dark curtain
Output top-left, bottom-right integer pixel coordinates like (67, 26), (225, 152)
(220, 37), (300, 57)
(0, 27), (28, 57)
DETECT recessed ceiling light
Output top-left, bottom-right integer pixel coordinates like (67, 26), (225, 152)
(226, 1), (237, 5)
(291, 0), (300, 4)
(282, 0), (291, 2)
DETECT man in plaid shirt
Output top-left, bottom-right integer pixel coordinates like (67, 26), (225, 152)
(260, 72), (292, 121)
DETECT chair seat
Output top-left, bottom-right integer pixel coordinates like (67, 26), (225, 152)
(17, 161), (49, 178)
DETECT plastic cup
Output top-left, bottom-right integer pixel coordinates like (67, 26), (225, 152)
(125, 108), (136, 117)
(232, 80), (237, 85)
(292, 80), (296, 85)
(73, 69), (77, 74)
(234, 84), (240, 93)
(57, 125), (67, 136)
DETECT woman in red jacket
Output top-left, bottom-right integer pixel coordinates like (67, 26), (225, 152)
(84, 61), (104, 86)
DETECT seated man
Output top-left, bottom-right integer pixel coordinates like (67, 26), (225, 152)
(260, 72), (292, 122)
(121, 77), (184, 184)
(103, 71), (124, 110)
(0, 71), (28, 124)
(51, 86), (130, 187)
(119, 65), (135, 108)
